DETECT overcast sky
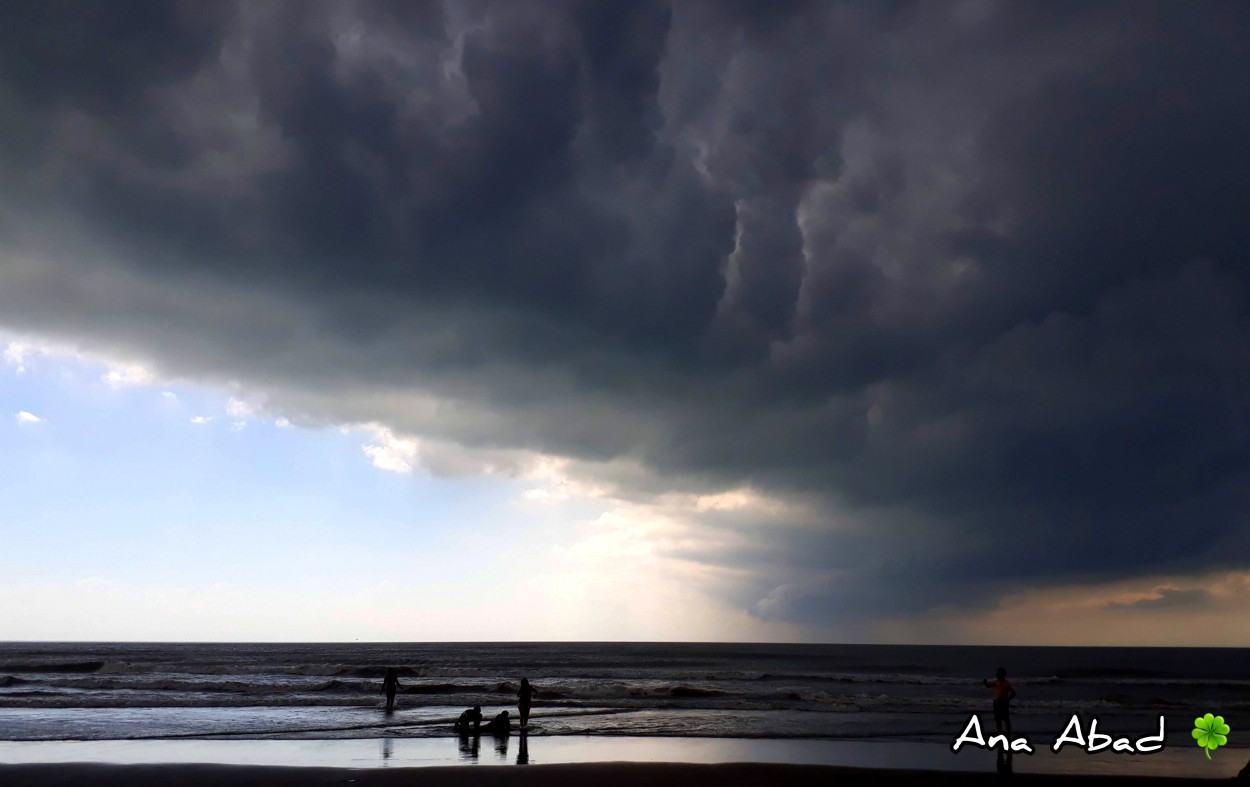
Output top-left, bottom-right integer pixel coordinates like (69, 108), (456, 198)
(3, 0), (1250, 644)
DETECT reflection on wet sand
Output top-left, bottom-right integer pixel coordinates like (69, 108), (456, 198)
(996, 749), (1012, 777)
(457, 733), (480, 762)
(450, 728), (529, 765)
(518, 731), (529, 765)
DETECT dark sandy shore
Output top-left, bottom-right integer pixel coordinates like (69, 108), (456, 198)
(0, 762), (1227, 787)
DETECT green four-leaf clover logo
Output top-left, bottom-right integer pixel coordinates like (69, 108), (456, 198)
(1192, 713), (1230, 760)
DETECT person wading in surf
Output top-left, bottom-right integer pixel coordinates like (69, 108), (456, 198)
(382, 668), (402, 712)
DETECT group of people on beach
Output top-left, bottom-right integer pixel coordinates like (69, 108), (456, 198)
(383, 664), (1018, 737)
(377, 663), (1250, 778)
(384, 664), (1015, 735)
(381, 668), (536, 735)
(382, 664), (1019, 746)
(458, 678), (537, 735)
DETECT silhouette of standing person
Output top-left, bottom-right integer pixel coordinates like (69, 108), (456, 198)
(518, 677), (537, 729)
(983, 667), (1016, 735)
(382, 667), (402, 712)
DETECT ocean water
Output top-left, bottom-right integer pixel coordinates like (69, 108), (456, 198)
(1, 642), (1246, 751)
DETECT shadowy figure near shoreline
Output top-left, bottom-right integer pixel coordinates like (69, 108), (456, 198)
(482, 710), (511, 736)
(381, 668), (402, 712)
(518, 677), (537, 729)
(456, 705), (483, 735)
(984, 667), (1016, 735)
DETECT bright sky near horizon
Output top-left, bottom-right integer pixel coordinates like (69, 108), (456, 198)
(0, 337), (809, 642)
(6, 335), (1250, 645)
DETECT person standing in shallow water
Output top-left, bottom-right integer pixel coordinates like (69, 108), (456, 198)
(382, 668), (401, 712)
(984, 667), (1016, 735)
(518, 678), (537, 729)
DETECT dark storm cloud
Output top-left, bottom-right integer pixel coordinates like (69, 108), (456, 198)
(2, 0), (1249, 625)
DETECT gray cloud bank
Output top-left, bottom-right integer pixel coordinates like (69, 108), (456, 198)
(2, 0), (1249, 629)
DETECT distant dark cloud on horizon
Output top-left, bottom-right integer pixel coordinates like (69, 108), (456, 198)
(2, 0), (1249, 628)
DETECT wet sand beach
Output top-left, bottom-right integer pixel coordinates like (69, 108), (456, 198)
(0, 761), (1231, 787)
(0, 769), (1230, 787)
